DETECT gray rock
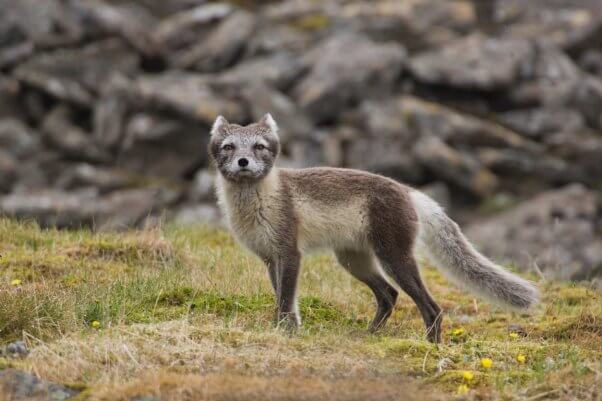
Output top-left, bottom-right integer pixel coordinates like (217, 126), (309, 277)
(0, 119), (40, 159)
(93, 187), (180, 231)
(501, 5), (602, 52)
(497, 108), (585, 140)
(293, 33), (406, 122)
(14, 39), (139, 106)
(415, 136), (498, 197)
(5, 340), (28, 358)
(93, 90), (129, 151)
(399, 96), (541, 152)
(118, 113), (209, 179)
(241, 81), (313, 144)
(0, 0), (82, 59)
(188, 169), (216, 203)
(0, 187), (178, 230)
(246, 24), (313, 57)
(41, 106), (110, 163)
(0, 20), (33, 68)
(0, 188), (99, 228)
(0, 369), (79, 401)
(343, 100), (424, 183)
(579, 49), (602, 76)
(0, 76), (22, 119)
(0, 149), (17, 192)
(466, 184), (602, 282)
(69, 0), (158, 56)
(113, 73), (247, 124)
(153, 3), (233, 54)
(409, 34), (533, 90)
(544, 130), (602, 178)
(339, 0), (476, 50)
(173, 203), (221, 226)
(11, 151), (61, 192)
(476, 148), (583, 185)
(570, 74), (602, 130)
(507, 44), (582, 107)
(216, 53), (308, 91)
(172, 11), (256, 72)
(55, 164), (141, 194)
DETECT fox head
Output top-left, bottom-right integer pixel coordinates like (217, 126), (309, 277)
(209, 114), (280, 183)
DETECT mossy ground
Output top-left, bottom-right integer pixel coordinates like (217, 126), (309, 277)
(0, 218), (600, 400)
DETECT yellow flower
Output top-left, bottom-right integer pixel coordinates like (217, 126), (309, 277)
(452, 328), (465, 336)
(10, 279), (22, 286)
(480, 357), (493, 369)
(516, 354), (526, 364)
(462, 371), (474, 381)
(509, 332), (519, 339)
(91, 321), (101, 329)
(457, 384), (469, 395)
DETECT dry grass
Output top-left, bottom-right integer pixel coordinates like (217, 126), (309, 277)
(0, 219), (601, 400)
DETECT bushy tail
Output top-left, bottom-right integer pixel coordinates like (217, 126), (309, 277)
(410, 191), (539, 309)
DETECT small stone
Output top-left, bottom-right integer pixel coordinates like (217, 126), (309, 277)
(6, 341), (28, 357)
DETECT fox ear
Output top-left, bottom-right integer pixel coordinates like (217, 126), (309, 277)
(211, 115), (228, 136)
(258, 113), (278, 136)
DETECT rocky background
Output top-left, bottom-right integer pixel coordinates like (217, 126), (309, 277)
(0, 0), (601, 285)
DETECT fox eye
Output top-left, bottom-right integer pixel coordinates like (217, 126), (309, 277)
(254, 143), (266, 151)
(222, 144), (235, 151)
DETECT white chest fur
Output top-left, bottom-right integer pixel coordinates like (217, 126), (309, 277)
(215, 173), (281, 256)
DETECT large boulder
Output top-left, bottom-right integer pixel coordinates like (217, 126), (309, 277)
(68, 0), (158, 56)
(415, 136), (498, 197)
(240, 81), (314, 145)
(476, 148), (584, 186)
(466, 185), (602, 283)
(171, 10), (256, 72)
(0, 187), (178, 230)
(41, 106), (110, 163)
(293, 33), (406, 123)
(408, 34), (533, 90)
(116, 112), (209, 179)
(55, 163), (144, 193)
(499, 1), (602, 52)
(110, 73), (247, 124)
(14, 39), (139, 107)
(506, 44), (582, 107)
(339, 0), (476, 50)
(215, 53), (308, 91)
(342, 100), (425, 183)
(153, 3), (233, 56)
(0, 118), (40, 159)
(0, 0), (83, 67)
(399, 96), (541, 151)
(496, 107), (586, 140)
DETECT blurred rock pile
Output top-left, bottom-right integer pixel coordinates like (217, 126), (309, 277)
(0, 0), (601, 283)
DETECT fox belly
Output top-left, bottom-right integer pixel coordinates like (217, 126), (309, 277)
(294, 196), (370, 252)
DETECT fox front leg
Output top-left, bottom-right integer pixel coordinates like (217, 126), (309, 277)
(275, 249), (301, 331)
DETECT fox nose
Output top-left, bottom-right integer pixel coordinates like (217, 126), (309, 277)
(238, 158), (249, 167)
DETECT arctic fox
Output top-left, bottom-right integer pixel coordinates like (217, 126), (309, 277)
(209, 113), (539, 342)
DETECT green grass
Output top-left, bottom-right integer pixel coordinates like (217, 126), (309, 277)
(0, 218), (600, 400)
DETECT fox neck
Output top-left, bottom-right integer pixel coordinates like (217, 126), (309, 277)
(216, 168), (281, 224)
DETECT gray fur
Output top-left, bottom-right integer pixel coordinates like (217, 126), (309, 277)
(411, 191), (540, 309)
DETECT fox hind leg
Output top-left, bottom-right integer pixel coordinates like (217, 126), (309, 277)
(335, 249), (398, 332)
(376, 250), (443, 343)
